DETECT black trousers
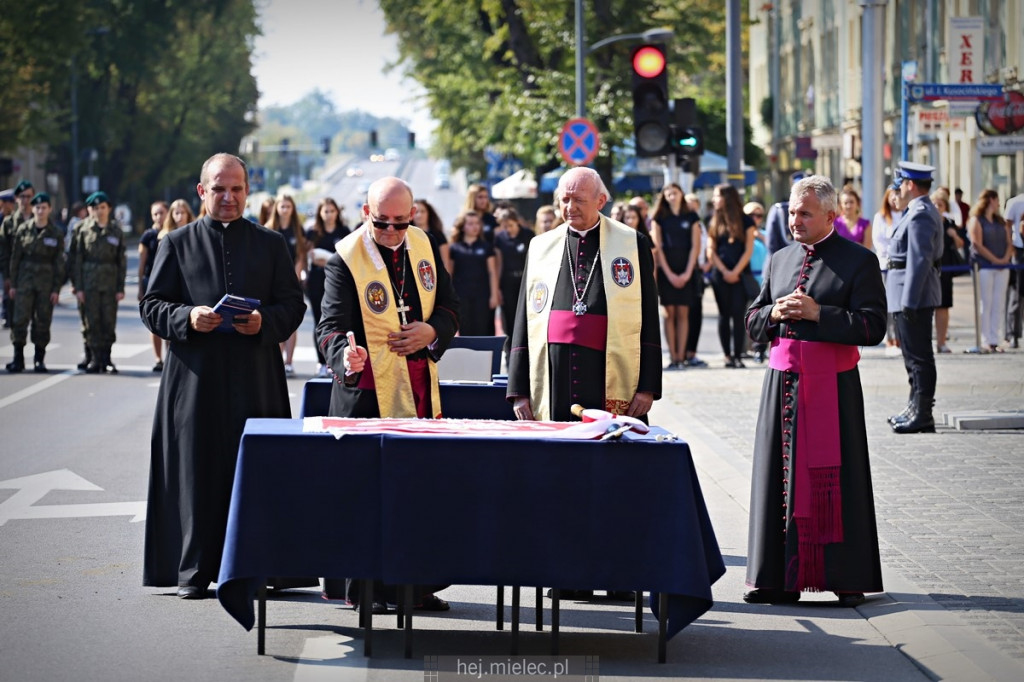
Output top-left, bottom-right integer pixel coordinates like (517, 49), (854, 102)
(1006, 251), (1023, 342)
(895, 308), (936, 399)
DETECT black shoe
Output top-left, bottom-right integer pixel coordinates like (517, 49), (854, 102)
(836, 592), (865, 607)
(742, 588), (800, 604)
(605, 590), (636, 601)
(355, 600), (390, 614)
(415, 594), (450, 611)
(176, 585), (208, 599)
(5, 360), (24, 373)
(152, 360), (163, 372)
(33, 361), (47, 373)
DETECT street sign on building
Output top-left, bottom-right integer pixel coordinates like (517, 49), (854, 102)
(905, 82), (1003, 102)
(947, 16), (984, 84)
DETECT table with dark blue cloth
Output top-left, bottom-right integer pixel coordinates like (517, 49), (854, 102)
(217, 418), (724, 657)
(300, 377), (515, 420)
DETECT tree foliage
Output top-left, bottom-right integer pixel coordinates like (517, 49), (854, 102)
(0, 0), (261, 226)
(379, 0), (762, 177)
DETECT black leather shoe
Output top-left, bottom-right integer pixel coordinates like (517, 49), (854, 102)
(176, 585), (208, 599)
(743, 588), (800, 604)
(33, 361), (47, 373)
(836, 592), (865, 607)
(355, 600), (390, 614)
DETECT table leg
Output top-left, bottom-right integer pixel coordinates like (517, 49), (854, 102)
(535, 587), (543, 631)
(363, 580), (373, 657)
(257, 584), (266, 655)
(404, 584), (414, 659)
(496, 585), (504, 630)
(657, 592), (667, 664)
(635, 591), (643, 633)
(511, 585), (520, 655)
(551, 589), (559, 656)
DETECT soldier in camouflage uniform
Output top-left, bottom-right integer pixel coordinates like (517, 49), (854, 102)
(1, 181), (35, 330)
(5, 193), (64, 373)
(68, 191), (126, 373)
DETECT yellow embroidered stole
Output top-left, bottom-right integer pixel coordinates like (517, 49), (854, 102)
(336, 225), (442, 418)
(523, 215), (642, 420)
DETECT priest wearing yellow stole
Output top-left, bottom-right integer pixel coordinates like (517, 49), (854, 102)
(315, 176), (459, 612)
(507, 167), (662, 422)
(316, 176), (460, 419)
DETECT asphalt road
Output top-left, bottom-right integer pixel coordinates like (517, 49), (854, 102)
(2, 189), (1022, 681)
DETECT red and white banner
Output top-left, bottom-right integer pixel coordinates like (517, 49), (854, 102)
(303, 417), (639, 440)
(947, 16), (984, 84)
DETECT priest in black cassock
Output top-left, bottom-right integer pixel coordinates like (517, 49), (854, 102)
(506, 166), (662, 423)
(743, 175), (886, 608)
(315, 176), (459, 613)
(140, 153), (306, 599)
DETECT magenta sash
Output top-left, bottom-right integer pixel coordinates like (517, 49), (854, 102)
(769, 337), (859, 590)
(547, 310), (608, 351)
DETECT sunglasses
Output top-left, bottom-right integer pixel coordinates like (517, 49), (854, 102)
(369, 215), (410, 231)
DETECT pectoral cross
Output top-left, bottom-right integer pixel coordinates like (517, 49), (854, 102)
(572, 300), (588, 316)
(396, 302), (411, 326)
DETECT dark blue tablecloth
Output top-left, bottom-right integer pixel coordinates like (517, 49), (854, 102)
(217, 418), (724, 640)
(300, 378), (515, 420)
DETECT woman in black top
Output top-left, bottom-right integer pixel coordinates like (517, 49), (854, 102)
(306, 198), (350, 376)
(707, 183), (757, 368)
(651, 183), (702, 369)
(414, 198), (450, 271)
(448, 210), (498, 335)
(493, 206), (534, 340)
(464, 184), (498, 242)
(266, 195), (308, 375)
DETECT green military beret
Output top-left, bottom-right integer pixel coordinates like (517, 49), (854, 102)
(30, 192), (51, 205)
(85, 191), (111, 207)
(14, 180), (33, 195)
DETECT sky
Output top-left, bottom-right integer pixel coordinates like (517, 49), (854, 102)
(250, 0), (435, 142)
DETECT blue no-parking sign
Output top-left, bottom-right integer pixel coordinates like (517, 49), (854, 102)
(559, 118), (601, 167)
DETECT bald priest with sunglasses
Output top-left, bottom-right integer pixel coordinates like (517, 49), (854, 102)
(316, 176), (460, 420)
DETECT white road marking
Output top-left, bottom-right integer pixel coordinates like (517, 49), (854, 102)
(293, 635), (367, 682)
(0, 469), (146, 526)
(0, 370), (76, 410)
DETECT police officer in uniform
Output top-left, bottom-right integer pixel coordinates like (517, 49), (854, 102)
(68, 191), (126, 373)
(5, 193), (64, 372)
(1, 181), (35, 330)
(886, 162), (943, 434)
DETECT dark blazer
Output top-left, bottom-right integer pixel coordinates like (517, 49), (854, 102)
(885, 195), (943, 313)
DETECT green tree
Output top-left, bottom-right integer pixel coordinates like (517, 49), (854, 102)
(1, 0), (261, 227)
(378, 0), (761, 177)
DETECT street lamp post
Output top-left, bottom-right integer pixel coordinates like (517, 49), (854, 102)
(574, 0), (672, 119)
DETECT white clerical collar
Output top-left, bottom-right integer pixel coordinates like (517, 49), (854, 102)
(811, 227), (835, 245)
(569, 219), (600, 236)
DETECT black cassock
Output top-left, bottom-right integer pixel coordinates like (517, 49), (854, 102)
(140, 216), (306, 587)
(507, 228), (662, 421)
(744, 232), (886, 593)
(316, 237), (460, 418)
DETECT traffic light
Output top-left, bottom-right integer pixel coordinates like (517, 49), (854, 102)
(408, 131), (416, 149)
(630, 44), (670, 157)
(672, 126), (704, 157)
(321, 136), (331, 154)
(369, 129), (378, 148)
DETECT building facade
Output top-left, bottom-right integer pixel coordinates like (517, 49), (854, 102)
(749, 0), (1023, 213)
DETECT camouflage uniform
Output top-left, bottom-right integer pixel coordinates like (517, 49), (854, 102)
(1, 208), (31, 328)
(68, 217), (126, 372)
(8, 219), (64, 355)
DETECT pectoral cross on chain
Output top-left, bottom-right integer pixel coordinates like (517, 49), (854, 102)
(396, 301), (411, 326)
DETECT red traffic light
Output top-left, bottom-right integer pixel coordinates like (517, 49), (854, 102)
(632, 45), (666, 79)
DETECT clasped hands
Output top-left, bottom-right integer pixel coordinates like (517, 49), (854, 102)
(189, 305), (262, 335)
(770, 288), (821, 324)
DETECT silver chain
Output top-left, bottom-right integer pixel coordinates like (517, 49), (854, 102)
(565, 235), (600, 316)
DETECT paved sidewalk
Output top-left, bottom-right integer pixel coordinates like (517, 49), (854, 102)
(648, 277), (1024, 680)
